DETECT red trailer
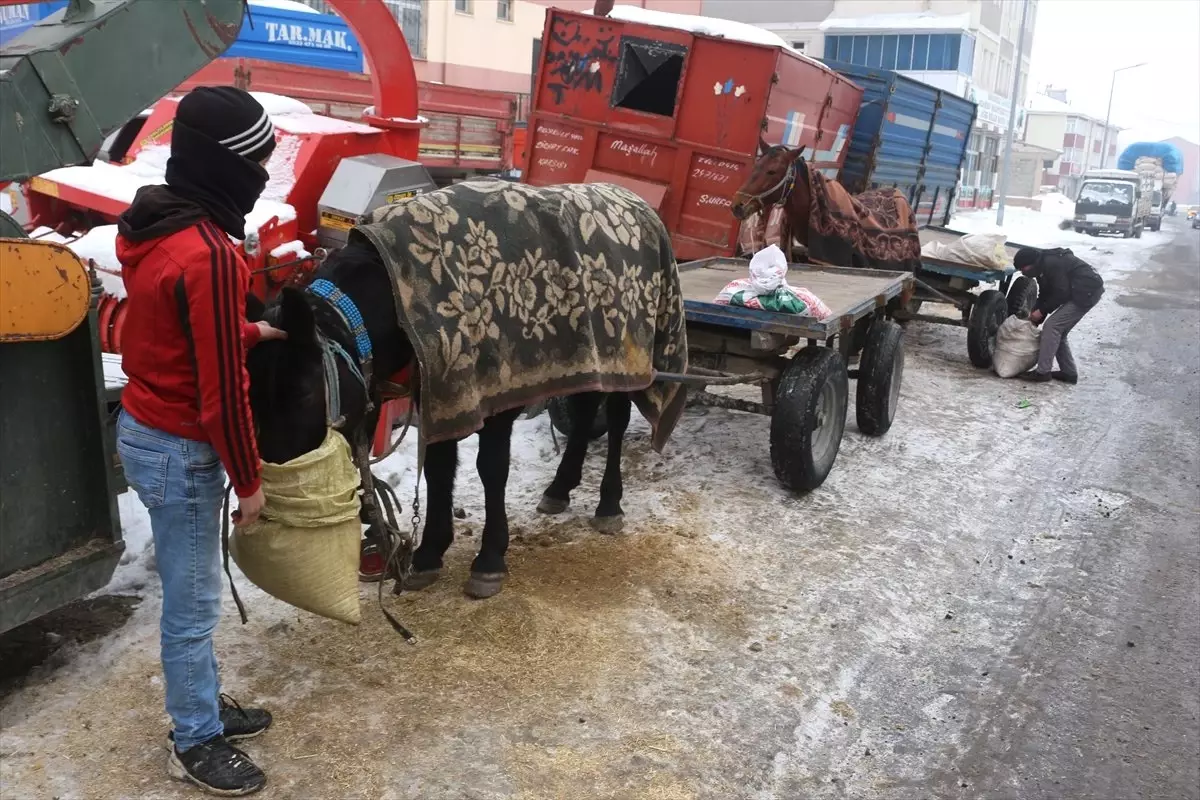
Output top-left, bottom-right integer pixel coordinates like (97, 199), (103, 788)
(180, 58), (519, 180)
(523, 7), (864, 261)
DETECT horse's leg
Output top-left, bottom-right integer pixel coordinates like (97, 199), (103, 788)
(465, 408), (522, 599)
(407, 439), (458, 590)
(538, 392), (605, 514)
(592, 392), (632, 534)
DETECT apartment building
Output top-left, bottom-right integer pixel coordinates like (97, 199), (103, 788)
(1023, 88), (1120, 200)
(301, 0), (701, 95)
(701, 0), (1038, 210)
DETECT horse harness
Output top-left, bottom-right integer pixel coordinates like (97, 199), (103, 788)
(751, 158), (799, 209)
(305, 278), (421, 642)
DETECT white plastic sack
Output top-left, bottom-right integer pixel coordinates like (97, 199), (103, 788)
(992, 314), (1042, 378)
(921, 232), (1008, 269)
(748, 244), (789, 293)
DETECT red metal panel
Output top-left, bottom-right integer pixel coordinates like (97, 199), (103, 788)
(526, 9), (861, 260)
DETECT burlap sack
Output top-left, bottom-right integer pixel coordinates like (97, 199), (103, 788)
(231, 429), (362, 625)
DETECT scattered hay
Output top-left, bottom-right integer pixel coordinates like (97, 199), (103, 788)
(3, 512), (748, 799)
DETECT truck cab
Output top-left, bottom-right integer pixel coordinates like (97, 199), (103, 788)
(1073, 169), (1144, 238)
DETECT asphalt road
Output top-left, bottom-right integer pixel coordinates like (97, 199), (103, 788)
(1, 217), (1198, 800)
(947, 215), (1200, 799)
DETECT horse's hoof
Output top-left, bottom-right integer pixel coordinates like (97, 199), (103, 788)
(402, 569), (443, 591)
(464, 572), (505, 599)
(537, 494), (570, 515)
(590, 514), (625, 535)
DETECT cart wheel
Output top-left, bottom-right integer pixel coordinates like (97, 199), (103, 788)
(1006, 275), (1038, 318)
(855, 319), (905, 436)
(770, 347), (849, 492)
(547, 396), (607, 440)
(967, 289), (1007, 368)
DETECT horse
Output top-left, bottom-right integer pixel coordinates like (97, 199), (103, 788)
(730, 139), (812, 257)
(244, 180), (686, 600)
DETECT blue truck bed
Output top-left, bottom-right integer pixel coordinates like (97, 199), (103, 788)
(820, 61), (977, 228)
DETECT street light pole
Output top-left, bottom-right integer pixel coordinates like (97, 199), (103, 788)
(1099, 62), (1147, 169)
(994, 0), (1030, 227)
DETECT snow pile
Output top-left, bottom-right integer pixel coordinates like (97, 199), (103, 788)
(248, 0), (321, 13)
(587, 5), (834, 71)
(270, 239), (311, 260)
(271, 113), (379, 136)
(1039, 191), (1075, 219)
(249, 91), (314, 117)
(30, 225), (125, 298)
(263, 132), (302, 201)
(362, 106), (430, 124)
(39, 145), (169, 205)
(821, 11), (971, 32)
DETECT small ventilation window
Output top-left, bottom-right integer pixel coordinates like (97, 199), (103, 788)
(611, 36), (687, 118)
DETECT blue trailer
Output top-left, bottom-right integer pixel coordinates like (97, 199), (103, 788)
(820, 60), (977, 228)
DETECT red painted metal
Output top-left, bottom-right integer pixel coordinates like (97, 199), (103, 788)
(524, 9), (863, 261)
(180, 59), (518, 173)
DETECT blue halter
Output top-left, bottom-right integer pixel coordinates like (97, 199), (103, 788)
(306, 278), (372, 427)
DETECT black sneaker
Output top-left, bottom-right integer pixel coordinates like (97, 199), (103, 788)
(1052, 371), (1079, 384)
(1019, 370), (1052, 383)
(168, 735), (266, 796)
(168, 694), (273, 748)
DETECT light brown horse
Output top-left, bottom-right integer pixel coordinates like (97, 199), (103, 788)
(730, 139), (812, 256)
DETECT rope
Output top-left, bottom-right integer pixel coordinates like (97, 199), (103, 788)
(220, 484), (249, 625)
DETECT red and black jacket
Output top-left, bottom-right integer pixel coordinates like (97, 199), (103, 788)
(117, 209), (263, 498)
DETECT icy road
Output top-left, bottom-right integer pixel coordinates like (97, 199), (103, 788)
(1, 211), (1198, 800)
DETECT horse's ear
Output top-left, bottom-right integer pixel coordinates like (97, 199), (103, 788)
(787, 145), (806, 162)
(758, 136), (771, 156)
(245, 292), (266, 323)
(278, 286), (317, 347)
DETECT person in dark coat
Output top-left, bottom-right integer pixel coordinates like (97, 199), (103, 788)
(1012, 246), (1104, 383)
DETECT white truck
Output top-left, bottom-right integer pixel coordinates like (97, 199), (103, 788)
(1073, 168), (1147, 238)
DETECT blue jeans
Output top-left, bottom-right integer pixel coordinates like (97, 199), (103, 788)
(117, 411), (227, 751)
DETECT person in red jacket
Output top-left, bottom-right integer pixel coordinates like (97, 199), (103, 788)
(115, 86), (285, 797)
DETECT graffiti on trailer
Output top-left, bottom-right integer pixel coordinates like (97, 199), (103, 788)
(545, 17), (617, 104)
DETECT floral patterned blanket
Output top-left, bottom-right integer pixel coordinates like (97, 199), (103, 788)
(351, 179), (689, 451)
(805, 166), (922, 273)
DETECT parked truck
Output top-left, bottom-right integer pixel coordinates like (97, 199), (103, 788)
(1073, 168), (1147, 238)
(1118, 141), (1184, 233)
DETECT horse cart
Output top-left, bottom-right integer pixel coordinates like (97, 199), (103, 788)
(551, 259), (913, 492)
(894, 226), (1038, 368)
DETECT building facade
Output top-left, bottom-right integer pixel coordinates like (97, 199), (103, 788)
(1163, 136), (1200, 206)
(701, 0), (1038, 210)
(302, 0), (701, 96)
(1023, 90), (1120, 200)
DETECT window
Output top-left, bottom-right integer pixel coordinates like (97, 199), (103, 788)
(866, 34), (883, 66)
(454, 0), (471, 13)
(824, 36), (837, 60)
(791, 40), (807, 52)
(896, 34), (913, 69)
(303, 0), (424, 58)
(851, 35), (867, 64)
(1043, 159), (1055, 169)
(611, 36), (687, 117)
(881, 34), (898, 69)
(497, 0), (511, 21)
(837, 35), (851, 61)
(912, 34), (929, 70)
(959, 34), (975, 75)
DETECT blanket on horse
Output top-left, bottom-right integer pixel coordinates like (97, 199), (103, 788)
(351, 179), (689, 451)
(804, 168), (921, 273)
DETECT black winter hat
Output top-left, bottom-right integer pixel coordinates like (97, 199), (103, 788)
(174, 86), (276, 164)
(1013, 247), (1042, 270)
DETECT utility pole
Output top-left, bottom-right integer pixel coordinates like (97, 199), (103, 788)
(1100, 62), (1148, 169)
(995, 0), (1030, 227)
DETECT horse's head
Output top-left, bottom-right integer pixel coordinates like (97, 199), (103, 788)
(731, 139), (806, 220)
(245, 286), (329, 465)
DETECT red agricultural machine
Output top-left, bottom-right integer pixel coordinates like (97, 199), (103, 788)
(14, 0), (438, 456)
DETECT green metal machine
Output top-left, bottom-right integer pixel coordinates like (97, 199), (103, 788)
(0, 0), (245, 634)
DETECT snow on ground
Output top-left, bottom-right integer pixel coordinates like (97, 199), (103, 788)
(0, 203), (1180, 798)
(248, 0), (321, 14)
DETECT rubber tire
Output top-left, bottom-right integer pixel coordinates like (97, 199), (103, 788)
(547, 396), (607, 441)
(855, 319), (905, 437)
(1006, 275), (1038, 318)
(770, 347), (849, 493)
(967, 289), (1007, 369)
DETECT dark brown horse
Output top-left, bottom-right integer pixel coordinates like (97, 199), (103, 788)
(731, 139), (812, 256)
